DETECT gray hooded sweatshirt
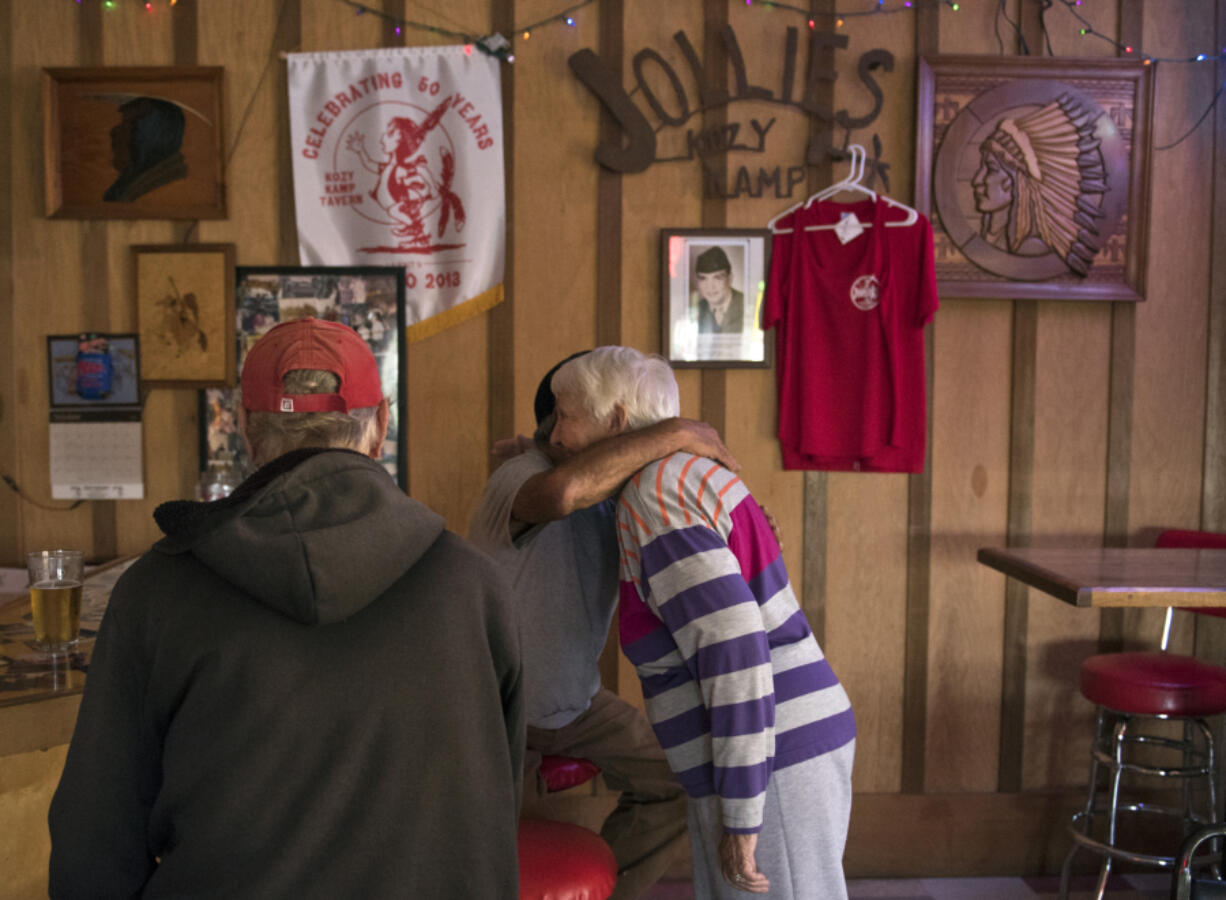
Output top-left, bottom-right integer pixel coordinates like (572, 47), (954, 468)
(48, 448), (524, 899)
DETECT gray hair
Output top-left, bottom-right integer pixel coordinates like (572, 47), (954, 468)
(243, 369), (382, 467)
(551, 346), (679, 430)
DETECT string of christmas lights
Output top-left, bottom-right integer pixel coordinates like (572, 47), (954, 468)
(63, 0), (1226, 150)
(1047, 0), (1224, 66)
(69, 0), (601, 60)
(68, 0), (1226, 70)
(334, 0), (599, 59)
(748, 0), (1226, 150)
(746, 0), (966, 27)
(749, 0), (1226, 67)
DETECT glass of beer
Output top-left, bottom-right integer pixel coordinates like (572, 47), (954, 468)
(27, 550), (84, 653)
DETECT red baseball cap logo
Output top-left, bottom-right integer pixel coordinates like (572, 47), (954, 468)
(242, 317), (384, 413)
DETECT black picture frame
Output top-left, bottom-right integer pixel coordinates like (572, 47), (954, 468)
(199, 266), (407, 489)
(661, 228), (771, 368)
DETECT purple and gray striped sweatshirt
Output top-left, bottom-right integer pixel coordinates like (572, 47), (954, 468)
(617, 451), (855, 833)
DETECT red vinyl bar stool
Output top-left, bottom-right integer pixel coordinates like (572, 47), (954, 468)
(518, 755), (617, 900)
(1059, 529), (1226, 900)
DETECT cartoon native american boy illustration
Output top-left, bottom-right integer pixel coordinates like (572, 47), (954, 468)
(345, 96), (466, 249)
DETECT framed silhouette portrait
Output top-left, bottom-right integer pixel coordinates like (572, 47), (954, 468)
(133, 244), (235, 387)
(916, 56), (1153, 301)
(661, 229), (771, 368)
(44, 67), (226, 220)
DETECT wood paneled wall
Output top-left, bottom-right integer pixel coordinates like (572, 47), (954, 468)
(2, 0), (1223, 877)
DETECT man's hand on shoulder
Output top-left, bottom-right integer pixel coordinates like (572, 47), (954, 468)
(492, 434), (534, 462)
(665, 418), (740, 472)
(509, 417), (738, 526)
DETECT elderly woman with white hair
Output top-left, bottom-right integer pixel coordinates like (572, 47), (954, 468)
(549, 346), (856, 899)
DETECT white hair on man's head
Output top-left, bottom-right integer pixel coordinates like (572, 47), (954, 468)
(243, 369), (382, 467)
(551, 346), (680, 430)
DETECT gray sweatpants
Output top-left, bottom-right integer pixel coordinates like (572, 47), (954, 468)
(687, 740), (855, 899)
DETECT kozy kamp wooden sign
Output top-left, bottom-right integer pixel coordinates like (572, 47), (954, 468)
(569, 24), (895, 199)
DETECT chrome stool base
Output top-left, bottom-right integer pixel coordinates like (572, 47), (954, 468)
(1058, 709), (1220, 900)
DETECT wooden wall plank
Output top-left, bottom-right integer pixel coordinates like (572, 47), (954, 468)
(510, 0), (601, 441)
(997, 300), (1035, 792)
(0, 0), (17, 565)
(1125, 0), (1214, 646)
(197, 0), (292, 263)
(924, 300), (1012, 793)
(1206, 0), (1226, 533)
(617, 0), (702, 357)
(274, 0), (302, 267)
(921, 0), (1009, 794)
(1021, 305), (1111, 790)
(487, 0), (516, 479)
(595, 0), (623, 350)
(77, 0), (117, 560)
(11, 2), (95, 558)
(903, 0), (941, 797)
(1099, 0), (1144, 655)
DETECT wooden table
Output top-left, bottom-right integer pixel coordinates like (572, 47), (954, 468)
(977, 547), (1226, 608)
(0, 556), (138, 756)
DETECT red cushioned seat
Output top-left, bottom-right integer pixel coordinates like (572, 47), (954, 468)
(538, 755), (602, 793)
(518, 818), (618, 900)
(1059, 529), (1226, 900)
(1081, 651), (1226, 718)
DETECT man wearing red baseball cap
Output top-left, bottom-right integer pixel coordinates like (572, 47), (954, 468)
(50, 317), (525, 899)
(236, 316), (390, 466)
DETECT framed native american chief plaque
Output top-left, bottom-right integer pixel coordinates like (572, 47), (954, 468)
(915, 56), (1153, 301)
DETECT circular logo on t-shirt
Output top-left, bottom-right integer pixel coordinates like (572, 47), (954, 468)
(850, 274), (880, 311)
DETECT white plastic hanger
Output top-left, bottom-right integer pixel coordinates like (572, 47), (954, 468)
(769, 144), (918, 234)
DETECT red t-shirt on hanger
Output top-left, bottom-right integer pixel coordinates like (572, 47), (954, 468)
(763, 197), (939, 473)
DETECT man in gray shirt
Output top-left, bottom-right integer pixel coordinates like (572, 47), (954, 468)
(469, 352), (737, 899)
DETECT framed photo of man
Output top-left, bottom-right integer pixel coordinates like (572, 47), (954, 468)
(661, 229), (770, 368)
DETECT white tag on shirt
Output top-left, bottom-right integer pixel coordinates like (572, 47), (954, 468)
(834, 212), (865, 244)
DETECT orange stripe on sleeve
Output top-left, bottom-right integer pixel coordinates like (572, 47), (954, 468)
(677, 455), (698, 525)
(619, 498), (651, 538)
(710, 476), (742, 524)
(695, 463), (721, 511)
(654, 463), (670, 527)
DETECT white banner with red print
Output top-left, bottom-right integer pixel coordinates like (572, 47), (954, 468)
(287, 46), (504, 342)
